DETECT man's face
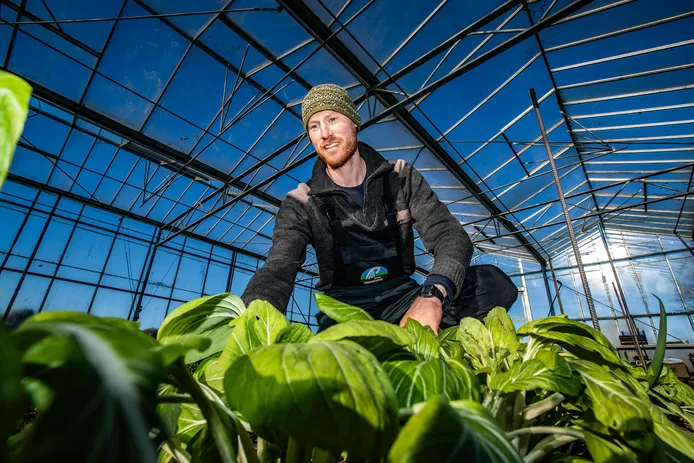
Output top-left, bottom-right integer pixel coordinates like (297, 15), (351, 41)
(307, 110), (358, 169)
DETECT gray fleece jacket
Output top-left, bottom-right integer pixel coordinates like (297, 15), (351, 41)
(241, 142), (473, 312)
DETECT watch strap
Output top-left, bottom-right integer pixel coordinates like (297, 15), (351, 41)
(420, 284), (446, 304)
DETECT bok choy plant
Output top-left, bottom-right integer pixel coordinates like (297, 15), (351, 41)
(2, 291), (693, 463)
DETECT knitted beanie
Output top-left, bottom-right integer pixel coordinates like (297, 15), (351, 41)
(301, 84), (361, 132)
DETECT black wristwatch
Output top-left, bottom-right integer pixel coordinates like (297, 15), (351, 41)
(419, 284), (446, 305)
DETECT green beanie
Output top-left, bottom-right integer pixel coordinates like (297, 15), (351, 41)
(301, 84), (361, 132)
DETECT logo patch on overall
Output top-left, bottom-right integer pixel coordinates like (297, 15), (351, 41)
(361, 266), (388, 284)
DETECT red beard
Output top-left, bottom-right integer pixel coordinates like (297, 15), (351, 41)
(317, 133), (358, 169)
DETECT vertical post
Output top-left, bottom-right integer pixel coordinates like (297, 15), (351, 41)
(548, 257), (564, 315)
(37, 204), (87, 313)
(87, 217), (125, 313)
(542, 266), (555, 316)
(612, 282), (647, 371)
(226, 252), (237, 293)
(130, 228), (161, 321)
(518, 258), (533, 323)
(3, 199), (60, 320)
(529, 88), (599, 330)
(597, 222), (647, 370)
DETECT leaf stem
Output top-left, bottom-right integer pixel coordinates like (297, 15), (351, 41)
(524, 435), (578, 463)
(398, 407), (414, 421)
(170, 364), (237, 463)
(507, 426), (584, 440)
(286, 437), (301, 463)
(157, 394), (196, 403)
(238, 427), (261, 463)
(257, 438), (268, 463)
(521, 392), (566, 421)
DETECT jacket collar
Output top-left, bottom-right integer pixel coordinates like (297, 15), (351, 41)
(308, 141), (393, 196)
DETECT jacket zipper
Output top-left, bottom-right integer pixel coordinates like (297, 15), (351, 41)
(313, 165), (394, 213)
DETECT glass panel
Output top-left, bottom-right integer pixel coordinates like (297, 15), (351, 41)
(90, 288), (134, 320)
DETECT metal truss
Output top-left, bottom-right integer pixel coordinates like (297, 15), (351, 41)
(3, 0), (693, 273)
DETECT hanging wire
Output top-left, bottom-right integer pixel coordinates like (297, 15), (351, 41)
(0, 7), (282, 26)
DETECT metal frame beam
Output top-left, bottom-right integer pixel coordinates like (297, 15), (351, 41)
(25, 81), (284, 207)
(4, 173), (313, 280)
(0, 0), (100, 57)
(356, 0), (597, 124)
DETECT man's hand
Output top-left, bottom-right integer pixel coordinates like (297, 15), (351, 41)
(399, 296), (443, 334)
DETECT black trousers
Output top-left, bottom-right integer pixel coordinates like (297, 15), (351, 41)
(317, 264), (519, 332)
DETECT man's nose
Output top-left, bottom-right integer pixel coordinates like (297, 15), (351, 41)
(320, 123), (331, 139)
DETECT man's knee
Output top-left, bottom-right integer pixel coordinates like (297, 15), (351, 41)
(450, 265), (518, 319)
(474, 264), (518, 309)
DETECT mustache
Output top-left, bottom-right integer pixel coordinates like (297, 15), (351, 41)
(321, 137), (343, 149)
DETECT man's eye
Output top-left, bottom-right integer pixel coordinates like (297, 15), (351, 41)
(329, 117), (336, 122)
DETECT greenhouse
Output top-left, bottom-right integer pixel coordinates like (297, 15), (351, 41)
(1, 0), (693, 462)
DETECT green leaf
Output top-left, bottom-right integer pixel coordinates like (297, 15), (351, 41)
(0, 71), (32, 190)
(568, 358), (653, 451)
(157, 383), (181, 439)
(277, 323), (314, 343)
(381, 354), (476, 408)
(187, 424), (237, 463)
(582, 430), (638, 463)
(313, 293), (373, 322)
(458, 317), (494, 372)
(519, 317), (623, 366)
(177, 403), (207, 444)
(217, 300), (289, 369)
(551, 455), (592, 463)
(225, 341), (399, 458)
(525, 329), (623, 367)
(647, 294), (668, 388)
(311, 320), (413, 359)
(388, 397), (522, 463)
(611, 368), (650, 401)
(158, 334), (212, 367)
(653, 366), (694, 408)
(0, 326), (24, 459)
(445, 359), (481, 403)
(403, 318), (440, 359)
(651, 404), (694, 461)
(171, 366), (242, 463)
(525, 434), (579, 463)
(158, 293), (245, 364)
(483, 307), (520, 354)
(448, 400), (522, 461)
(17, 311), (149, 339)
(439, 338), (464, 361)
(518, 316), (614, 350)
(198, 356), (225, 395)
(438, 325), (459, 342)
(13, 314), (164, 462)
(159, 438), (191, 463)
(489, 350), (582, 396)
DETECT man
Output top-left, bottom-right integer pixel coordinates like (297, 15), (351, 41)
(241, 84), (518, 333)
